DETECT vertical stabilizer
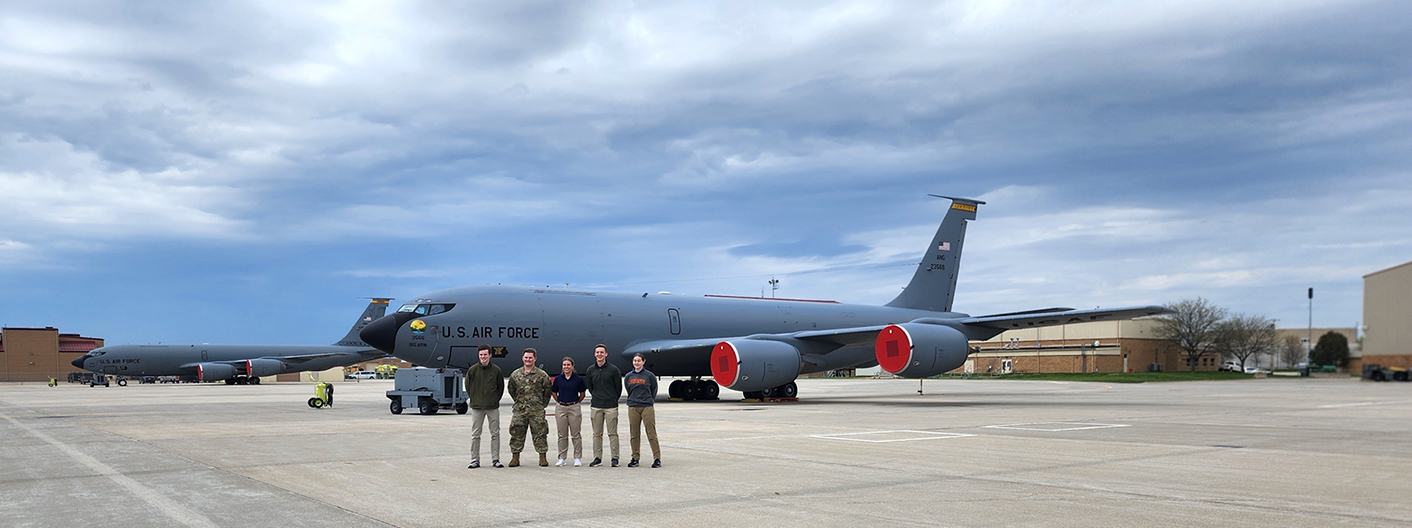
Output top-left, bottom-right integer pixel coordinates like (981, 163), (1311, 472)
(335, 298), (393, 346)
(885, 195), (984, 313)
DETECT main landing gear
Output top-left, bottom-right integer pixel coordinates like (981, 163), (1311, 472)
(222, 376), (262, 385)
(743, 381), (797, 400)
(668, 377), (721, 401)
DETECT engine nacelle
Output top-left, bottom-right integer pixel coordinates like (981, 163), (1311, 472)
(875, 323), (971, 378)
(246, 359), (284, 377)
(196, 363), (237, 382)
(711, 340), (801, 392)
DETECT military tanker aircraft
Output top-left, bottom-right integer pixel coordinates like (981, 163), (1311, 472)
(360, 196), (1172, 400)
(74, 299), (392, 384)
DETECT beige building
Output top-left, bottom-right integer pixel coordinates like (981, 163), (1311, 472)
(960, 318), (1214, 373)
(0, 327), (104, 382)
(1361, 260), (1412, 371)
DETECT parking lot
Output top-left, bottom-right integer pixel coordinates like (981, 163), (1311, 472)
(2, 377), (1410, 527)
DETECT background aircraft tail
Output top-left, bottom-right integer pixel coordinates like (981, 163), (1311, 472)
(885, 195), (984, 313)
(335, 298), (393, 346)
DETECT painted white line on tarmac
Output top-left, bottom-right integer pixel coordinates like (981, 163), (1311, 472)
(1, 412), (219, 528)
(983, 422), (1130, 432)
(809, 430), (976, 443)
(1316, 401), (1393, 408)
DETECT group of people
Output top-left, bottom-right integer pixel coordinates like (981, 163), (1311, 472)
(462, 344), (662, 469)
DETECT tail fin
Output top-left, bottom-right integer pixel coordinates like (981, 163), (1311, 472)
(334, 298), (393, 346)
(885, 195), (984, 313)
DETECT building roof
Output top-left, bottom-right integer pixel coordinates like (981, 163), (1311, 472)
(1364, 259), (1412, 279)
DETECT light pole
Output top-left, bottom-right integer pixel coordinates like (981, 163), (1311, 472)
(768, 278), (780, 298)
(1308, 287), (1314, 362)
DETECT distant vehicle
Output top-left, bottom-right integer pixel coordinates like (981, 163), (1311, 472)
(1243, 366), (1266, 374)
(1219, 361), (1240, 372)
(347, 371), (377, 380)
(72, 299), (393, 385)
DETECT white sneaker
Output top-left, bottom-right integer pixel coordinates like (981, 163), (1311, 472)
(555, 459), (566, 467)
(573, 458), (582, 467)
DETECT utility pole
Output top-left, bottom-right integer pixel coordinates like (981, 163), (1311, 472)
(768, 278), (780, 298)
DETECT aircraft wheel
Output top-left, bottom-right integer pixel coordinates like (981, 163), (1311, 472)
(743, 391), (763, 400)
(698, 380), (720, 400)
(681, 381), (698, 401)
(456, 402), (469, 414)
(389, 399), (403, 415)
(759, 387), (776, 399)
(419, 398), (436, 415)
(117, 379), (127, 387)
(667, 380), (683, 399)
(225, 379), (236, 385)
(777, 382), (798, 398)
(1395, 371), (1410, 382)
(249, 377), (261, 385)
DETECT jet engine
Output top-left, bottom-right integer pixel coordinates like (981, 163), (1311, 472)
(874, 323), (971, 378)
(245, 359), (284, 377)
(711, 340), (801, 393)
(196, 363), (237, 382)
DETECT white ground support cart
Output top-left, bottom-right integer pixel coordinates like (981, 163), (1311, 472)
(386, 367), (469, 415)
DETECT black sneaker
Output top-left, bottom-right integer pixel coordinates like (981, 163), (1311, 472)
(627, 459), (639, 468)
(491, 460), (503, 468)
(467, 461), (480, 469)
(589, 458), (602, 467)
(651, 459), (661, 468)
(611, 458), (619, 467)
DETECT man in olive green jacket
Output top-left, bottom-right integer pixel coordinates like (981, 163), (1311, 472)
(465, 344), (505, 468)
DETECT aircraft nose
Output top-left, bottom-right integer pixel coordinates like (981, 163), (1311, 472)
(360, 314), (405, 354)
(71, 356), (86, 368)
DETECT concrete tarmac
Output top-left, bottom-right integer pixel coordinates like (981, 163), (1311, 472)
(2, 377), (1409, 527)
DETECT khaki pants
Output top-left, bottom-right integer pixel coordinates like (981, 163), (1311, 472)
(628, 406), (660, 460)
(555, 402), (583, 460)
(590, 406), (620, 460)
(470, 408), (500, 463)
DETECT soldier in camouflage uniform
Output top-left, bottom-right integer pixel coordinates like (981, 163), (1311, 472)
(506, 348), (553, 467)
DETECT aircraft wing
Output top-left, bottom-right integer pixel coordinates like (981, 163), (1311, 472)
(262, 351), (364, 364)
(958, 305), (1173, 330)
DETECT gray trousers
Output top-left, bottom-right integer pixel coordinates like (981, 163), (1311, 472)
(555, 402), (583, 460)
(470, 408), (500, 463)
(590, 406), (620, 460)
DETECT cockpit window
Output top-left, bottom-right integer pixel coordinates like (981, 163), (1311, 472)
(398, 303), (455, 315)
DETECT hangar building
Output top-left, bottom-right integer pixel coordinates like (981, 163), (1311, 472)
(961, 318), (1211, 374)
(0, 327), (105, 382)
(1360, 260), (1412, 371)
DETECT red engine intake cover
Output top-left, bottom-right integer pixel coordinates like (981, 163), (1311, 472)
(710, 341), (740, 387)
(875, 324), (912, 373)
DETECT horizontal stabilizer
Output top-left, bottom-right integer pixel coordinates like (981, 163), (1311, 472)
(959, 306), (1173, 330)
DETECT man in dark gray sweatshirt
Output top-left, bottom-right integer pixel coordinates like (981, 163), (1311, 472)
(584, 344), (623, 467)
(623, 353), (660, 468)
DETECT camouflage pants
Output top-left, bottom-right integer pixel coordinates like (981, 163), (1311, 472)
(509, 410), (549, 454)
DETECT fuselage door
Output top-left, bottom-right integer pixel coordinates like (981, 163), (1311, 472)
(668, 308), (681, 335)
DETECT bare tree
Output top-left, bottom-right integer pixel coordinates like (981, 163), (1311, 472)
(1280, 335), (1305, 368)
(1154, 298), (1228, 372)
(1214, 314), (1280, 371)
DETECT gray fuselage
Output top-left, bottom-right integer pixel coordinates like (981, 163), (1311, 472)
(375, 285), (1000, 376)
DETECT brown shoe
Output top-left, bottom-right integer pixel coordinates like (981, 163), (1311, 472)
(508, 453), (520, 467)
(538, 453), (549, 467)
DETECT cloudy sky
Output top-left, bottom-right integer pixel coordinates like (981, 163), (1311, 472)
(2, 0), (1408, 345)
